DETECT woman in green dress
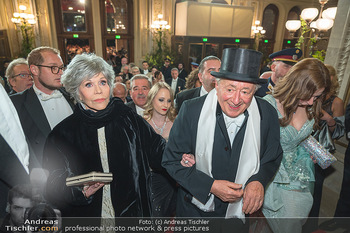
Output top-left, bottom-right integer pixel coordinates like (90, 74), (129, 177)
(262, 58), (331, 233)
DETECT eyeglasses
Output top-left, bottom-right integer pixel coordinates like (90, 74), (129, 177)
(36, 64), (66, 74)
(13, 73), (32, 78)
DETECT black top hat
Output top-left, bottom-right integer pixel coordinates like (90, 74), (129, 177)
(211, 48), (266, 84)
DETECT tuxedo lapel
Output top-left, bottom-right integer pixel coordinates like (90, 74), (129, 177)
(59, 88), (75, 109)
(193, 87), (201, 98)
(25, 88), (51, 137)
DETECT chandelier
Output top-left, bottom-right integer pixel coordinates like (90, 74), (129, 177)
(151, 14), (170, 31)
(285, 0), (337, 36)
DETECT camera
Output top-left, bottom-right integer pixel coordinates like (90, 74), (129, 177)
(24, 203), (58, 231)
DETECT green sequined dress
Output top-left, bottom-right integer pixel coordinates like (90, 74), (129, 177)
(262, 95), (315, 233)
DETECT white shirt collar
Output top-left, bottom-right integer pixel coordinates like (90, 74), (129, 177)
(200, 86), (209, 96)
(136, 105), (144, 116)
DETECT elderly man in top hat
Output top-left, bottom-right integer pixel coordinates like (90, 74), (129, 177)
(162, 48), (282, 230)
(255, 48), (302, 97)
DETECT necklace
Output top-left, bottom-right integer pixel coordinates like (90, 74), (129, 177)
(151, 117), (167, 136)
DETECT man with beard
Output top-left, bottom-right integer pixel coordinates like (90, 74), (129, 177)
(255, 48), (302, 97)
(10, 47), (75, 163)
(176, 56), (221, 112)
(126, 75), (151, 116)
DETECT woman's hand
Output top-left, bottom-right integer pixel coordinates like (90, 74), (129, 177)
(310, 155), (317, 164)
(82, 182), (105, 198)
(181, 153), (195, 167)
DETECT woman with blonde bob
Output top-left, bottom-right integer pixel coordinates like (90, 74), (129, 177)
(262, 58), (331, 233)
(143, 82), (176, 141)
(143, 82), (177, 217)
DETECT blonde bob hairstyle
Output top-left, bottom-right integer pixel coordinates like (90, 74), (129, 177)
(273, 58), (331, 129)
(143, 82), (177, 122)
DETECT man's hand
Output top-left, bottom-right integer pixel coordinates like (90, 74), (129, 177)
(210, 180), (243, 202)
(242, 181), (264, 214)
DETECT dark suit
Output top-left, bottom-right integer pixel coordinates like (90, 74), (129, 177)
(125, 101), (137, 113)
(0, 135), (30, 218)
(162, 95), (282, 218)
(255, 77), (274, 97)
(10, 87), (74, 163)
(175, 87), (201, 112)
(166, 78), (186, 96)
(178, 69), (188, 81)
(161, 66), (172, 80)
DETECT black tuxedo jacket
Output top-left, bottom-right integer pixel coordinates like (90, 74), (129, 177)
(10, 87), (75, 163)
(166, 78), (186, 96)
(175, 87), (201, 112)
(162, 95), (283, 217)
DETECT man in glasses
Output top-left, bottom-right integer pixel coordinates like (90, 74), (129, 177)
(6, 58), (33, 95)
(10, 46), (75, 163)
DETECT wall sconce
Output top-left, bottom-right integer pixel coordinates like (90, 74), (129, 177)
(252, 20), (265, 51)
(151, 14), (170, 31)
(251, 20), (266, 35)
(11, 4), (37, 57)
(11, 5), (36, 25)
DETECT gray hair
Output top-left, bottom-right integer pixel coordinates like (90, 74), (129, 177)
(199, 56), (221, 74)
(114, 82), (127, 92)
(61, 53), (115, 103)
(171, 68), (179, 72)
(130, 74), (151, 89)
(6, 58), (28, 87)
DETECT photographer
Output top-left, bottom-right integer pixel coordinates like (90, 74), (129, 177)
(0, 184), (61, 233)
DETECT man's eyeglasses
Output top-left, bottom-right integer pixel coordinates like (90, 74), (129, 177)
(35, 64), (66, 74)
(13, 73), (32, 78)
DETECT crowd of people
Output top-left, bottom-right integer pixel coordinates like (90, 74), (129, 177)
(0, 45), (349, 233)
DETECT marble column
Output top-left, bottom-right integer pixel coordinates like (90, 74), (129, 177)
(324, 0), (350, 102)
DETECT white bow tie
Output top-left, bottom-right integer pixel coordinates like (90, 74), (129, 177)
(223, 113), (245, 129)
(39, 91), (63, 101)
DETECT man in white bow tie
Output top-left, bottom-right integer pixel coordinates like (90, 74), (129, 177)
(162, 48), (282, 231)
(10, 46), (75, 164)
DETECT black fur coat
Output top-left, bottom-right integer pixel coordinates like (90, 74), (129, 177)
(43, 97), (165, 217)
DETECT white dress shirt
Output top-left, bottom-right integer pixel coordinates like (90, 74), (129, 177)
(223, 112), (245, 146)
(200, 86), (209, 97)
(171, 78), (178, 93)
(33, 84), (73, 129)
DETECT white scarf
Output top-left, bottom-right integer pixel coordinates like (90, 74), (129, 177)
(193, 88), (260, 220)
(0, 85), (30, 173)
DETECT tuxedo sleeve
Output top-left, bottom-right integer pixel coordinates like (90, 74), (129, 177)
(246, 100), (283, 188)
(162, 100), (214, 204)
